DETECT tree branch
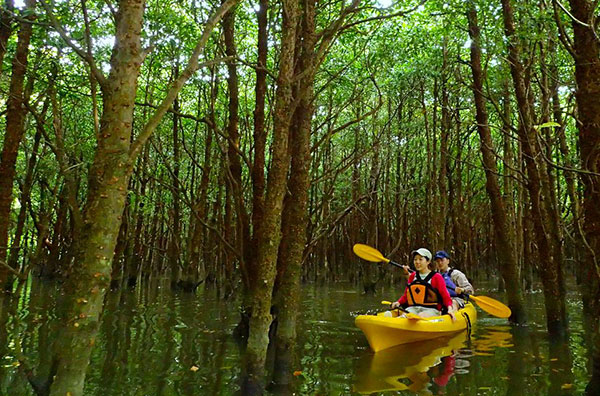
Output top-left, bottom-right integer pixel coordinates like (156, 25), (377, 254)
(129, 0), (240, 162)
(39, 0), (108, 88)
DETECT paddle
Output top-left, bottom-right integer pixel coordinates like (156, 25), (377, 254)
(381, 301), (424, 320)
(353, 244), (408, 271)
(354, 243), (512, 319)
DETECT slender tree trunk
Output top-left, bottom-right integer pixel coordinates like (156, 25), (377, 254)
(169, 92), (182, 285)
(0, 0), (35, 288)
(564, 0), (600, 392)
(0, 0), (14, 75)
(467, 5), (526, 324)
(46, 0), (237, 390)
(7, 99), (48, 270)
(223, 4), (250, 296)
(438, 41), (450, 248)
(272, 0), (316, 386)
(239, 0), (268, 333)
(501, 0), (567, 338)
(48, 2), (146, 393)
(185, 96), (214, 290)
(244, 0), (298, 391)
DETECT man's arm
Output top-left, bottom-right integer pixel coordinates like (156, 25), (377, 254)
(452, 270), (474, 294)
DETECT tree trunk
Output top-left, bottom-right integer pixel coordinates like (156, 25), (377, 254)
(501, 0), (567, 338)
(438, 42), (450, 248)
(272, 0), (315, 386)
(46, 0), (237, 390)
(7, 99), (47, 270)
(564, 0), (600, 392)
(169, 92), (182, 285)
(467, 6), (526, 324)
(0, 0), (35, 288)
(223, 3), (250, 296)
(0, 0), (14, 75)
(244, 0), (298, 391)
(48, 2), (146, 394)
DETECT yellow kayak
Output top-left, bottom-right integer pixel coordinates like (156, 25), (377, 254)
(355, 303), (477, 352)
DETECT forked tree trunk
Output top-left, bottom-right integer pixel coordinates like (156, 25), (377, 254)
(243, 0), (298, 391)
(272, 0), (316, 386)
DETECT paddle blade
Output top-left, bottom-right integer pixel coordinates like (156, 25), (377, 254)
(470, 295), (512, 318)
(353, 244), (389, 263)
(381, 300), (393, 305)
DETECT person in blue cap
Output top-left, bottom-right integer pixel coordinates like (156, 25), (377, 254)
(434, 250), (474, 310)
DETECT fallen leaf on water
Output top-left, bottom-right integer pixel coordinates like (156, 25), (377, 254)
(293, 371), (302, 376)
(550, 358), (558, 361)
(561, 384), (573, 390)
(501, 377), (509, 380)
(190, 366), (199, 372)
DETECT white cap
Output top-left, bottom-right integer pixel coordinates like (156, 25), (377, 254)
(411, 248), (432, 261)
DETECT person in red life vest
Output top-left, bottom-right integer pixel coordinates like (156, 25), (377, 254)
(433, 250), (474, 311)
(391, 248), (456, 320)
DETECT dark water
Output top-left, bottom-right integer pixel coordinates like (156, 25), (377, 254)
(0, 278), (594, 395)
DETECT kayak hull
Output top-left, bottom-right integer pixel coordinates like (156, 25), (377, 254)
(355, 303), (477, 352)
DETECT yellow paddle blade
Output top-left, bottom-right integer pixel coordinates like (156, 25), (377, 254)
(381, 300), (393, 305)
(353, 244), (390, 263)
(470, 295), (512, 318)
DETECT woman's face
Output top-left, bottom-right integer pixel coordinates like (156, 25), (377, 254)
(413, 254), (430, 272)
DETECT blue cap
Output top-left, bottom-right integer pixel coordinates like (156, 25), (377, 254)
(434, 250), (450, 260)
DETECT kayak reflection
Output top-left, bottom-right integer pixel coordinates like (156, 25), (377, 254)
(353, 331), (468, 394)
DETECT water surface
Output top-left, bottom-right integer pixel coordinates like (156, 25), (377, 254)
(0, 278), (593, 395)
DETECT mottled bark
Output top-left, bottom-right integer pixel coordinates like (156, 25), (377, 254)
(46, 0), (238, 392)
(467, 6), (526, 324)
(272, 0), (316, 384)
(48, 2), (146, 394)
(0, 0), (35, 288)
(244, 0), (298, 391)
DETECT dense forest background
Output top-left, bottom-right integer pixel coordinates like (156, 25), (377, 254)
(1, 0), (599, 394)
